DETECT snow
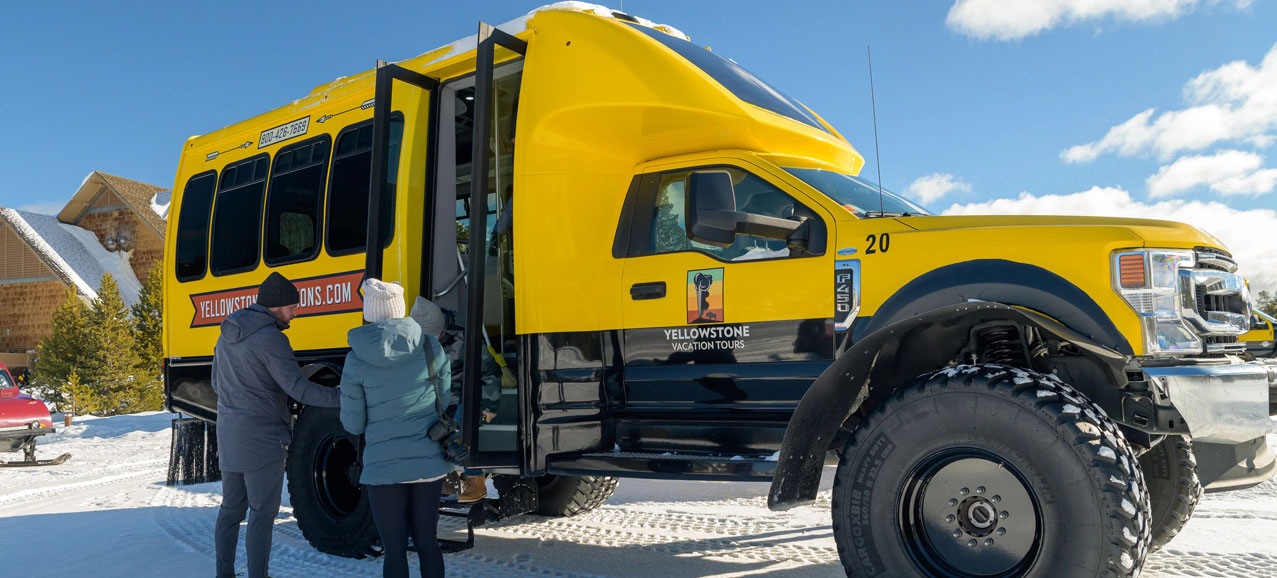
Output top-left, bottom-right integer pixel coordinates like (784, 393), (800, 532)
(150, 191), (171, 219)
(404, 3), (689, 71)
(0, 208), (142, 305)
(2, 413), (1276, 577)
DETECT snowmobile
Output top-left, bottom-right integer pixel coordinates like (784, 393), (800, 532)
(0, 362), (69, 467)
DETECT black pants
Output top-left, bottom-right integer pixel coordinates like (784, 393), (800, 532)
(367, 479), (445, 578)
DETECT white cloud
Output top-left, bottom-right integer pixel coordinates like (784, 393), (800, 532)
(1146, 149), (1277, 198)
(946, 0), (1243, 42)
(1063, 43), (1277, 162)
(944, 187), (1277, 294)
(906, 173), (972, 204)
(17, 200), (66, 216)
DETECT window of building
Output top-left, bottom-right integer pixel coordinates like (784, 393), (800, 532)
(210, 155), (270, 276)
(174, 171), (218, 282)
(648, 167), (821, 262)
(326, 116), (404, 255)
(264, 136), (331, 266)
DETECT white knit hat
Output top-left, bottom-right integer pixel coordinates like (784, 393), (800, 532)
(361, 278), (405, 323)
(409, 296), (447, 336)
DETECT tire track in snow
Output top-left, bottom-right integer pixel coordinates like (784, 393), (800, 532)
(1146, 550), (1277, 577)
(482, 514), (839, 565)
(151, 486), (603, 578)
(0, 459), (167, 507)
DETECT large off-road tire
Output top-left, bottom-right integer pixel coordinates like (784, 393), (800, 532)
(1139, 436), (1201, 552)
(534, 475), (619, 517)
(832, 364), (1151, 577)
(287, 406), (380, 558)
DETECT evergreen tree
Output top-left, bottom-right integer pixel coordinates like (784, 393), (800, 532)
(30, 287), (89, 411)
(81, 274), (145, 415)
(64, 371), (98, 416)
(1257, 290), (1276, 317)
(130, 266), (165, 411)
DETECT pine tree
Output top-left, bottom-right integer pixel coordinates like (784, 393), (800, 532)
(1257, 290), (1276, 317)
(81, 274), (144, 416)
(130, 266), (165, 411)
(65, 371), (98, 416)
(30, 287), (89, 411)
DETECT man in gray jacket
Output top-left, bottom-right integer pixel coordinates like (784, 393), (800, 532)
(212, 272), (340, 578)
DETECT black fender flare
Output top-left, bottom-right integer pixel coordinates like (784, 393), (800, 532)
(853, 259), (1133, 356)
(766, 302), (1128, 510)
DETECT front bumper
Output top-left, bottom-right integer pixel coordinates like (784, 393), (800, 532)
(0, 424), (54, 451)
(1145, 359), (1277, 444)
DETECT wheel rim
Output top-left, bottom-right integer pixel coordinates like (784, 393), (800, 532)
(312, 433), (361, 518)
(898, 448), (1041, 577)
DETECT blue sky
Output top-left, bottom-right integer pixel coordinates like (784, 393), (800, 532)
(1, 1), (1274, 285)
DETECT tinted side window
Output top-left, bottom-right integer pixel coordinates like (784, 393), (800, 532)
(210, 155), (270, 276)
(626, 23), (826, 133)
(326, 116), (404, 255)
(650, 168), (816, 262)
(264, 136), (330, 266)
(175, 171), (218, 281)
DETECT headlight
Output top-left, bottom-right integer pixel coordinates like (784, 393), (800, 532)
(1113, 249), (1201, 355)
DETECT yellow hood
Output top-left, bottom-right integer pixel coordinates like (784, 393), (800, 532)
(894, 215), (1227, 253)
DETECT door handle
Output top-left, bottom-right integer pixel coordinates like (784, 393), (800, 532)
(630, 281), (666, 300)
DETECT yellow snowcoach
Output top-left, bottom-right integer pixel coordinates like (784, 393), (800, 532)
(162, 4), (1277, 576)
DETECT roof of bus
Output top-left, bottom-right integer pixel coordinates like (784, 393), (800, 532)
(184, 3), (687, 151)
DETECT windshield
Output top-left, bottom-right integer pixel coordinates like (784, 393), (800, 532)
(627, 24), (828, 133)
(784, 168), (930, 217)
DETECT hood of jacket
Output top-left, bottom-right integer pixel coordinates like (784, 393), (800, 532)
(347, 318), (425, 368)
(220, 304), (285, 345)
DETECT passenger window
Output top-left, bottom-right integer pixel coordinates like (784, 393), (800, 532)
(264, 136), (330, 266)
(210, 155), (270, 276)
(650, 168), (813, 261)
(175, 171), (218, 282)
(326, 116), (404, 255)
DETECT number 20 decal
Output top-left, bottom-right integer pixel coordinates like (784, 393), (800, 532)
(865, 233), (890, 254)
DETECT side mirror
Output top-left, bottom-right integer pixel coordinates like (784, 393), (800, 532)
(686, 171), (805, 248)
(687, 171), (738, 247)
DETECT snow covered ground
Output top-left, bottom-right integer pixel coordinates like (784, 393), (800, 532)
(2, 412), (1276, 577)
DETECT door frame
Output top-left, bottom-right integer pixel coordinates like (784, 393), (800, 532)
(462, 24), (527, 469)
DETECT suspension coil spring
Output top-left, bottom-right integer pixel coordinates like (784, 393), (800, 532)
(979, 326), (1025, 366)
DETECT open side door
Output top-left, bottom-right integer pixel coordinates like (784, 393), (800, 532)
(366, 63), (440, 281)
(462, 24), (527, 470)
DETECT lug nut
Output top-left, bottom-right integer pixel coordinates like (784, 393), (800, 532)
(976, 486), (986, 494)
(985, 538), (995, 546)
(967, 539), (977, 547)
(991, 495), (1000, 503)
(948, 498), (958, 506)
(996, 528), (1006, 536)
(999, 511), (1009, 519)
(946, 514), (956, 523)
(953, 530), (963, 538)
(959, 487), (970, 496)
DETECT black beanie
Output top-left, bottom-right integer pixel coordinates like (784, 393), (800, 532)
(257, 272), (300, 308)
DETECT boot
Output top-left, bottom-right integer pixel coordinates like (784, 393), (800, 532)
(459, 474), (487, 503)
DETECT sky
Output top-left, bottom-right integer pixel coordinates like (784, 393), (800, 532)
(0, 0), (1274, 289)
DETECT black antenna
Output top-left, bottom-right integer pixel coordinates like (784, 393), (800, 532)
(867, 46), (885, 216)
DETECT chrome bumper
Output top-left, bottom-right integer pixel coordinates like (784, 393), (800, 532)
(1145, 359), (1277, 444)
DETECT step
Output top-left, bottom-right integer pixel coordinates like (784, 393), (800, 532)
(548, 450), (778, 481)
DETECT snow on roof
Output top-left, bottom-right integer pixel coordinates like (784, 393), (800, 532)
(150, 191), (171, 220)
(404, 2), (689, 70)
(0, 208), (142, 306)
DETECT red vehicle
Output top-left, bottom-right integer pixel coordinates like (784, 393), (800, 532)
(0, 362), (69, 467)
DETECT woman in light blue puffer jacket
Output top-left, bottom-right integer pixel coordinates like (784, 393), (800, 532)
(340, 278), (458, 578)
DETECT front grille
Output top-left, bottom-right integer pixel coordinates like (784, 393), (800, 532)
(1183, 250), (1249, 351)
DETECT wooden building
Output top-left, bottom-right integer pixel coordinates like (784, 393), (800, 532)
(0, 173), (166, 372)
